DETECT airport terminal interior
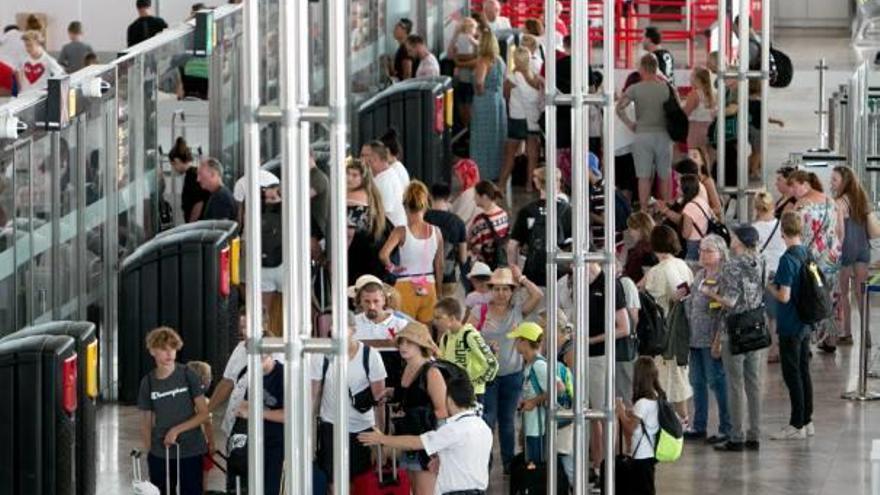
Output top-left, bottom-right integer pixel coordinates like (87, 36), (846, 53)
(1, 0), (880, 494)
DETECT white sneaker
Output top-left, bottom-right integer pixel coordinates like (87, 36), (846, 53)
(804, 422), (815, 436)
(770, 425), (807, 440)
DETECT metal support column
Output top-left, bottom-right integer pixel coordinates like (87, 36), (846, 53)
(544, 0), (615, 492)
(842, 281), (880, 401)
(242, 0), (266, 491)
(759, 0), (770, 192)
(735, 0), (750, 222)
(243, 0), (347, 492)
(813, 58), (829, 151)
(715, 0), (728, 208)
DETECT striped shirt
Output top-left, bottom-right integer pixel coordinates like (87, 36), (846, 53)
(467, 208), (510, 263)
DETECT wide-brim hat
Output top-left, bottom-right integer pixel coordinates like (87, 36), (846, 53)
(488, 267), (517, 287)
(394, 321), (439, 355)
(346, 274), (384, 299)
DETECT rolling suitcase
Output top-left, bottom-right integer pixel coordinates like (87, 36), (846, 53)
(131, 444), (181, 495)
(351, 443), (411, 495)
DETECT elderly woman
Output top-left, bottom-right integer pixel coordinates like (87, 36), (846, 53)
(702, 226), (767, 451)
(684, 234), (732, 444)
(468, 266), (543, 473)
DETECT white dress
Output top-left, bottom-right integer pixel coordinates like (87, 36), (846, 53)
(644, 256), (694, 403)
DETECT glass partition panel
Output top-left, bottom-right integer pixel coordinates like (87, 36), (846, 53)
(30, 132), (53, 323)
(84, 100), (107, 333)
(57, 124), (79, 319)
(0, 150), (14, 332)
(13, 141), (31, 329)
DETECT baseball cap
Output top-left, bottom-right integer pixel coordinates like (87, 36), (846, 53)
(507, 321), (544, 342)
(467, 261), (492, 279)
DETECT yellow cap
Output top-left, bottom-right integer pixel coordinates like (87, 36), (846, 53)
(507, 321), (544, 342)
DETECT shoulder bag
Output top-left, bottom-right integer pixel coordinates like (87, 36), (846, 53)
(725, 260), (771, 355)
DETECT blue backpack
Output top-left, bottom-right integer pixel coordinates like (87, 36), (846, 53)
(528, 355), (574, 428)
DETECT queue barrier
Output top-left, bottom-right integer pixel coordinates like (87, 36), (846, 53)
(357, 76), (454, 186)
(0, 321), (98, 495)
(118, 224), (239, 404)
(0, 334), (78, 495)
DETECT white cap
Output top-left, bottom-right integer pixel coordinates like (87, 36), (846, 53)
(259, 169), (280, 188)
(467, 262), (492, 279)
(346, 274), (384, 299)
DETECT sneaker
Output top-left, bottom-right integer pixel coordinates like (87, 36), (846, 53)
(745, 440), (760, 451)
(804, 422), (815, 436)
(770, 425), (806, 440)
(706, 435), (728, 445)
(713, 441), (745, 452)
(684, 429), (707, 440)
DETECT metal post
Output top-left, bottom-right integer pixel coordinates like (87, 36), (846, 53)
(715, 0), (728, 200)
(601, 0), (617, 493)
(242, 0), (265, 492)
(328, 0), (350, 490)
(759, 0), (770, 193)
(571, 0), (589, 492)
(814, 58), (829, 150)
(543, 0), (560, 494)
(735, 0), (750, 222)
(842, 281), (880, 401)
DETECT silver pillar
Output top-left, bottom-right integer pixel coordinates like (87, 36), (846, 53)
(542, 1), (560, 494)
(814, 58), (829, 150)
(760, 0), (770, 194)
(715, 0), (728, 206)
(327, 0), (351, 490)
(243, 0), (266, 492)
(735, 0), (750, 222)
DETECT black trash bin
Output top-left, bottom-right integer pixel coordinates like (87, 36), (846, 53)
(0, 321), (99, 495)
(118, 228), (237, 404)
(0, 334), (78, 495)
(357, 76), (454, 186)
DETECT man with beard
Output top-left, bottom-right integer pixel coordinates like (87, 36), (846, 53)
(350, 275), (410, 388)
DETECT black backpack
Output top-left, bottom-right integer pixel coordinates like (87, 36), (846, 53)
(522, 201), (569, 279)
(769, 47), (793, 88)
(637, 291), (667, 356)
(691, 201), (731, 245)
(663, 84), (689, 143)
(474, 213), (508, 269)
(261, 202), (283, 268)
(794, 249), (833, 325)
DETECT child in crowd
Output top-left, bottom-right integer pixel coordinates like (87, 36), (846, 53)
(359, 373), (492, 495)
(186, 360), (215, 485)
(464, 261), (493, 321)
(237, 354), (286, 495)
(615, 356), (662, 495)
(508, 321), (563, 465)
(16, 30), (64, 93)
(58, 21), (94, 73)
(434, 297), (499, 403)
(138, 327), (210, 495)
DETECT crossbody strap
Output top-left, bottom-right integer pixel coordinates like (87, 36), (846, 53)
(690, 201), (713, 238)
(760, 220), (780, 253)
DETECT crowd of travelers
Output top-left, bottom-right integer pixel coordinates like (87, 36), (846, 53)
(123, 3), (875, 495)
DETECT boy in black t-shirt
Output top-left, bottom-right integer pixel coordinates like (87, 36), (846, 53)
(237, 355), (286, 495)
(643, 26), (674, 82)
(137, 327), (210, 495)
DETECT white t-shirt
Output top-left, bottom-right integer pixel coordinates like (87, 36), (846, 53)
(18, 52), (65, 93)
(390, 159), (410, 186)
(219, 342), (285, 435)
(352, 312), (409, 343)
(488, 17), (512, 31)
(465, 290), (493, 315)
(631, 398), (659, 459)
(373, 167), (407, 226)
(421, 410), (493, 493)
(507, 72), (542, 130)
(415, 53), (440, 78)
(619, 276), (641, 310)
(310, 342), (387, 432)
(0, 30), (27, 69)
(233, 170), (281, 202)
(753, 219), (785, 273)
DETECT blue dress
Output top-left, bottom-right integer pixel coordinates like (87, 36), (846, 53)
(470, 57), (507, 181)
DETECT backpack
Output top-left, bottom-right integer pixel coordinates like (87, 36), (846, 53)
(769, 47), (793, 88)
(322, 345), (376, 413)
(794, 249), (833, 325)
(528, 355), (574, 428)
(261, 202), (283, 268)
(691, 201), (731, 245)
(636, 291), (667, 356)
(474, 213), (508, 269)
(650, 399), (684, 463)
(663, 84), (689, 143)
(522, 201), (570, 279)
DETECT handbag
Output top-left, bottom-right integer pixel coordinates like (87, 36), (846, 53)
(725, 261), (771, 355)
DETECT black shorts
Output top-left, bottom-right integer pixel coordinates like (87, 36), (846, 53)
(316, 420), (373, 479)
(454, 81), (474, 104)
(508, 118), (528, 140)
(615, 152), (637, 196)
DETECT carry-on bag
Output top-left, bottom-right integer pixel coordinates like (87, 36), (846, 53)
(351, 443), (411, 495)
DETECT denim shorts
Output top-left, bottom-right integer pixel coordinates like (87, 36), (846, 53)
(399, 450), (429, 471)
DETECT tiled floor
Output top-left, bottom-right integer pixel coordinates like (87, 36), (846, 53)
(95, 29), (880, 494)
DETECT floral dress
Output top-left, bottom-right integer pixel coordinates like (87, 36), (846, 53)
(798, 199), (841, 278)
